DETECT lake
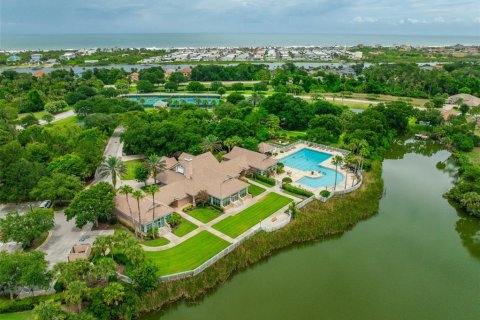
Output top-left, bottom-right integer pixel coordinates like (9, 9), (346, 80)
(143, 138), (480, 320)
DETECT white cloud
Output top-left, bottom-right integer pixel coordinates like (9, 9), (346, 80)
(352, 16), (378, 23)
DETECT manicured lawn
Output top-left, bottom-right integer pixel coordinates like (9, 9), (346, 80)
(121, 159), (143, 180)
(188, 207), (221, 223)
(213, 192), (292, 238)
(173, 217), (198, 237)
(145, 231), (230, 275)
(51, 116), (80, 127)
(1, 310), (33, 320)
(142, 237), (170, 247)
(248, 184), (266, 197)
(464, 147), (480, 165)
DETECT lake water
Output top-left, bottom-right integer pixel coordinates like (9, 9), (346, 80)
(143, 138), (480, 320)
(1, 33), (479, 50)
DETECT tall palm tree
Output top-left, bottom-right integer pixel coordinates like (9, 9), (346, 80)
(118, 185), (136, 236)
(201, 135), (222, 153)
(332, 155), (343, 194)
(98, 156), (126, 189)
(145, 185), (160, 239)
(146, 154), (166, 185)
(132, 190), (145, 240)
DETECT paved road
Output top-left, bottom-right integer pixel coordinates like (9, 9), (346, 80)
(94, 126), (124, 184)
(38, 211), (113, 267)
(16, 109), (77, 130)
(39, 109), (76, 125)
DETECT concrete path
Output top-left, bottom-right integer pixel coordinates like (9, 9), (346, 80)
(141, 187), (296, 252)
(39, 109), (76, 125)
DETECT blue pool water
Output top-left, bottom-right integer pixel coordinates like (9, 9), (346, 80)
(280, 148), (344, 188)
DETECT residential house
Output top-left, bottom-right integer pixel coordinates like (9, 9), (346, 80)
(179, 68), (192, 78)
(30, 54), (43, 63)
(32, 70), (47, 78)
(115, 147), (277, 232)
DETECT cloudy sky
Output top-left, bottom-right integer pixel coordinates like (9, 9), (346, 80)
(1, 0), (479, 35)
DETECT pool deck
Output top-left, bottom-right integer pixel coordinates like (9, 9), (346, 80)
(275, 143), (356, 194)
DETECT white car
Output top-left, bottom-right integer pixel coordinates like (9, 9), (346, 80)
(39, 200), (52, 208)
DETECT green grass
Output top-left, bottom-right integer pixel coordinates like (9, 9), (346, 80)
(142, 237), (170, 247)
(145, 231), (230, 275)
(25, 231), (49, 251)
(121, 159), (144, 180)
(464, 147), (480, 165)
(50, 116), (80, 127)
(173, 217), (198, 237)
(213, 193), (292, 238)
(248, 184), (266, 197)
(0, 311), (33, 320)
(188, 208), (221, 223)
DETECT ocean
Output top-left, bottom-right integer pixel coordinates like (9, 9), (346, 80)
(1, 33), (479, 50)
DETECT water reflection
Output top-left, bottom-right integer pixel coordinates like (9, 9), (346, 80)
(391, 137), (480, 260)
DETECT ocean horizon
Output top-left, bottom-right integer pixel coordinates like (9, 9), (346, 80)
(1, 33), (478, 50)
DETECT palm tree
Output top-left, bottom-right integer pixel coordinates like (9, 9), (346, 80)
(145, 184), (160, 239)
(146, 154), (166, 185)
(201, 135), (222, 153)
(332, 155), (343, 194)
(118, 185), (136, 236)
(98, 156), (126, 189)
(249, 92), (263, 107)
(132, 190), (145, 240)
(65, 281), (88, 313)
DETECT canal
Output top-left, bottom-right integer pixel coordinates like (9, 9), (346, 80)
(144, 138), (480, 320)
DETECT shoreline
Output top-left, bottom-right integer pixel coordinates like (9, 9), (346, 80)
(137, 160), (384, 316)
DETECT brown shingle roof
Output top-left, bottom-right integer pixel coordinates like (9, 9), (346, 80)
(115, 194), (174, 225)
(224, 147), (277, 171)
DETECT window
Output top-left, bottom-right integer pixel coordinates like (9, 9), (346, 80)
(210, 196), (221, 206)
(239, 188), (247, 197)
(222, 197), (231, 207)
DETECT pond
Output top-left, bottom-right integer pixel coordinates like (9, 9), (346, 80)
(143, 138), (480, 320)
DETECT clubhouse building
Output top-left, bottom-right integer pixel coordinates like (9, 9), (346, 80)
(115, 147), (277, 233)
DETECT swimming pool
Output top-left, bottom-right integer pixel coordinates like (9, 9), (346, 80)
(126, 95), (221, 107)
(280, 148), (344, 188)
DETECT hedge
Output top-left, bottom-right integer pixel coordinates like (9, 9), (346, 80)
(254, 174), (276, 186)
(282, 184), (314, 197)
(0, 294), (64, 314)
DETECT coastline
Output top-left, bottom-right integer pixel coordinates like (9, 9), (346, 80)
(137, 160), (384, 316)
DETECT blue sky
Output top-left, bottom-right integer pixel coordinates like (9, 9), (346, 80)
(1, 0), (479, 35)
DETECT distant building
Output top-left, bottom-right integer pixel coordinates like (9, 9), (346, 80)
(179, 68), (192, 78)
(129, 72), (139, 82)
(32, 70), (47, 78)
(61, 52), (76, 60)
(7, 55), (21, 62)
(31, 53), (43, 62)
(447, 94), (480, 107)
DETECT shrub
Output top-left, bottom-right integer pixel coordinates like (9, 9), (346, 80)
(254, 174), (276, 186)
(319, 190), (331, 198)
(282, 184), (314, 197)
(282, 177), (293, 184)
(108, 216), (118, 225)
(182, 205), (193, 212)
(167, 213), (181, 227)
(209, 203), (224, 213)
